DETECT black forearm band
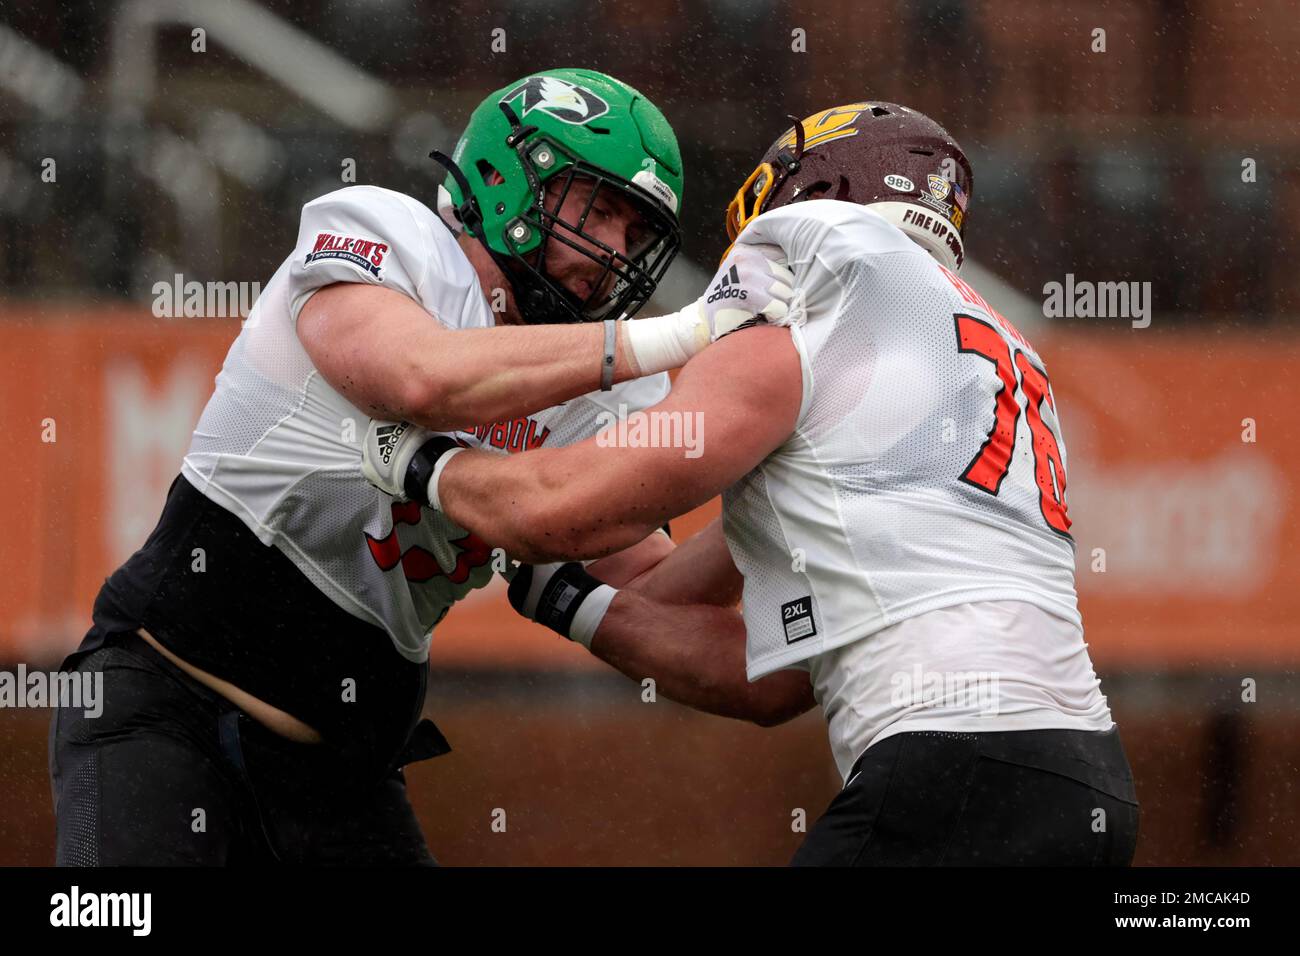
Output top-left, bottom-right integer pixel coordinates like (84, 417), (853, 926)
(507, 562), (606, 638)
(404, 436), (462, 506)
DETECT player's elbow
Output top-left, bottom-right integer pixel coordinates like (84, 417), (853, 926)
(748, 679), (816, 728)
(750, 706), (800, 729)
(503, 479), (590, 562)
(398, 374), (475, 432)
(511, 502), (641, 564)
(392, 337), (488, 430)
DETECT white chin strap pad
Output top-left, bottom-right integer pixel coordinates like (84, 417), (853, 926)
(436, 184), (463, 235)
(864, 200), (965, 272)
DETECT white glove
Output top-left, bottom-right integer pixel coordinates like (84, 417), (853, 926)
(622, 242), (797, 375)
(695, 242), (796, 340)
(361, 419), (433, 499)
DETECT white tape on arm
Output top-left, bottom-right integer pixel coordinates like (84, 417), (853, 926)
(622, 305), (708, 375)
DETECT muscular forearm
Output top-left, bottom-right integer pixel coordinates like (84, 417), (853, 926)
(585, 529), (674, 588)
(299, 283), (666, 432)
(623, 517), (742, 606)
(403, 322), (643, 431)
(590, 590), (814, 727)
(433, 325), (803, 562)
(439, 446), (665, 562)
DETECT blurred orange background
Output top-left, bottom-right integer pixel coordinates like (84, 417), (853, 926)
(3, 308), (1295, 671)
(1, 309), (1296, 867)
(4, 0), (1300, 866)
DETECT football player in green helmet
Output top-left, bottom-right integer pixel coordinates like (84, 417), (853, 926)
(434, 68), (685, 325)
(50, 67), (795, 866)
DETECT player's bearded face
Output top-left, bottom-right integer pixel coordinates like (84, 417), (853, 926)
(537, 174), (652, 307)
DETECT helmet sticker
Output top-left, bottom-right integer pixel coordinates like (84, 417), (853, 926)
(776, 103), (871, 152)
(884, 174), (915, 192)
(499, 76), (610, 126)
(917, 175), (953, 218)
(632, 168), (679, 214)
(900, 205), (964, 268)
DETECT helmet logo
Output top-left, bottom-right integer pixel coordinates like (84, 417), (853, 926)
(927, 174), (952, 201)
(776, 103), (871, 153)
(500, 76), (610, 125)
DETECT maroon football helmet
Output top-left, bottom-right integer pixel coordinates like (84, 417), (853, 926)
(725, 102), (973, 269)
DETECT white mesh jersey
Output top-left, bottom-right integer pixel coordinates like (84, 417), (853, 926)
(182, 185), (669, 662)
(724, 200), (1090, 679)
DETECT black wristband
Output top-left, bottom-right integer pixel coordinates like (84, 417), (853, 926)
(404, 436), (462, 506)
(507, 562), (605, 638)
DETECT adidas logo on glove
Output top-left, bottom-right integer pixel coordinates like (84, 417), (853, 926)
(374, 422), (407, 465)
(706, 264), (749, 304)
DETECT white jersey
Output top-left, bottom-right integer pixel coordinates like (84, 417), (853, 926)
(181, 185), (669, 662)
(724, 200), (1111, 768)
(807, 601), (1113, 781)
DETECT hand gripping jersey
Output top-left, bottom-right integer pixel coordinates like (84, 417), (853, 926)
(181, 185), (668, 662)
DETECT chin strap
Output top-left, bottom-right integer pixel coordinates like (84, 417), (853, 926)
(779, 112), (806, 173)
(429, 147), (555, 323)
(763, 114), (806, 212)
(429, 100), (589, 326)
(428, 146), (580, 326)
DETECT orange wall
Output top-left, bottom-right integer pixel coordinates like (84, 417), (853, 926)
(1, 308), (1295, 668)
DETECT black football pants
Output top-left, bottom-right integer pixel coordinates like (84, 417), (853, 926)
(49, 632), (435, 866)
(792, 727), (1139, 866)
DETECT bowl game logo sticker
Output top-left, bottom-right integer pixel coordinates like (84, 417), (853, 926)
(500, 75), (610, 125)
(304, 232), (388, 278)
(918, 174), (954, 219)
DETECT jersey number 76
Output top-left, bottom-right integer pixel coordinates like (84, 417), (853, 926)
(954, 313), (1071, 538)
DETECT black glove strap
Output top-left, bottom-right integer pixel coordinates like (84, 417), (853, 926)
(405, 436), (462, 506)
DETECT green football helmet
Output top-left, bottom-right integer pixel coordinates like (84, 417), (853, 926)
(432, 68), (684, 324)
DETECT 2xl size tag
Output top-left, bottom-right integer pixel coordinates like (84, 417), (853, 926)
(781, 596), (816, 644)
